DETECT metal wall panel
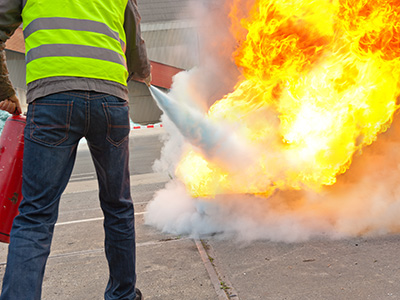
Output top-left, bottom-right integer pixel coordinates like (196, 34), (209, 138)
(142, 21), (199, 70)
(5, 51), (26, 89)
(137, 0), (194, 23)
(128, 81), (164, 125)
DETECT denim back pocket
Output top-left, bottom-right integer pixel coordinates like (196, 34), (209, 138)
(29, 99), (73, 146)
(102, 99), (130, 147)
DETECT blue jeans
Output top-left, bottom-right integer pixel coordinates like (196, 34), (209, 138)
(0, 92), (137, 300)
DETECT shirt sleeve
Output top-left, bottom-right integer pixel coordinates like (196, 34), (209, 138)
(124, 0), (151, 81)
(0, 43), (16, 100)
(0, 0), (23, 101)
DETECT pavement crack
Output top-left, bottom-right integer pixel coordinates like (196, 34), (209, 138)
(195, 239), (239, 300)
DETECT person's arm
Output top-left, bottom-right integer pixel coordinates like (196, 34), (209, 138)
(124, 0), (152, 86)
(0, 0), (23, 114)
(0, 42), (16, 100)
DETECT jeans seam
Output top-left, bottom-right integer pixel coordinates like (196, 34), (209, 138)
(102, 103), (129, 147)
(84, 100), (90, 136)
(30, 102), (73, 146)
(60, 91), (87, 99)
(89, 93), (110, 100)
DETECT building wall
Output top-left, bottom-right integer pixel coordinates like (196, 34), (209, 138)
(5, 51), (25, 88)
(137, 0), (222, 70)
(141, 21), (199, 70)
(137, 0), (194, 23)
(5, 50), (28, 113)
(128, 81), (167, 124)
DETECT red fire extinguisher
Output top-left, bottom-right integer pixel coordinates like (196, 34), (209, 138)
(0, 114), (26, 243)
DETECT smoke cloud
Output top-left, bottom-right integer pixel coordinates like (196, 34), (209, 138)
(145, 0), (400, 242)
(148, 116), (400, 242)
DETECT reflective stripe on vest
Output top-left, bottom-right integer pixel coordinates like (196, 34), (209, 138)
(22, 0), (129, 86)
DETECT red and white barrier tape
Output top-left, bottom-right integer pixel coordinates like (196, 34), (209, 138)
(132, 123), (163, 130)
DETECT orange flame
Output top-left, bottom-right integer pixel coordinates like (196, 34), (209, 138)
(176, 0), (400, 198)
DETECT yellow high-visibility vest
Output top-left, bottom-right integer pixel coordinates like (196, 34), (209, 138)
(22, 0), (129, 86)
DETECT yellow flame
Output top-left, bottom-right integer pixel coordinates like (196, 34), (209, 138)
(176, 0), (400, 198)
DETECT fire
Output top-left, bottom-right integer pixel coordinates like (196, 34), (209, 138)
(176, 0), (400, 198)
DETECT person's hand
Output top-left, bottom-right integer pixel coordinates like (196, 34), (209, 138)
(144, 73), (152, 87)
(0, 94), (22, 115)
(128, 72), (152, 86)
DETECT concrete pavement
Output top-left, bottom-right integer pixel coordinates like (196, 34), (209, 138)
(1, 129), (400, 299)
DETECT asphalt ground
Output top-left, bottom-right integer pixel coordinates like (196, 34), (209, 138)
(1, 128), (400, 299)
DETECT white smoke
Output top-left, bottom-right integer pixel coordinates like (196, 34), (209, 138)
(147, 119), (400, 242)
(145, 0), (400, 242)
(149, 82), (256, 172)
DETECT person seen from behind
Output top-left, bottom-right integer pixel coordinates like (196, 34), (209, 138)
(0, 0), (152, 299)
